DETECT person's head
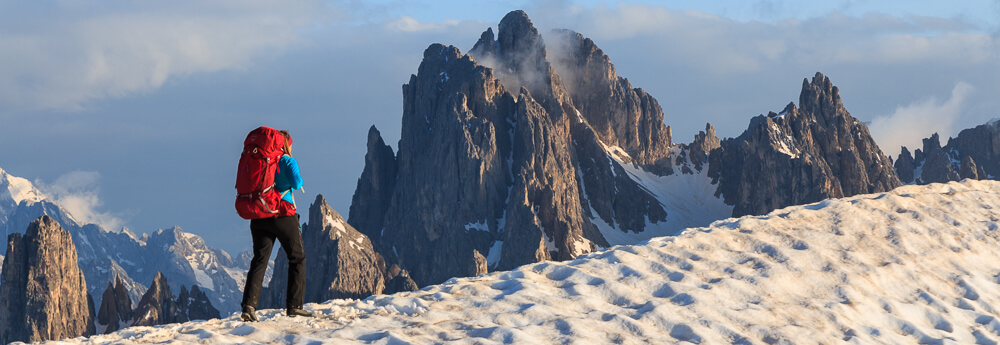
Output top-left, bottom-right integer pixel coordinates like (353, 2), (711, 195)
(280, 130), (293, 156)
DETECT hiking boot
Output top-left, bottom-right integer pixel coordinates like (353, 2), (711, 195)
(241, 305), (259, 322)
(286, 306), (314, 317)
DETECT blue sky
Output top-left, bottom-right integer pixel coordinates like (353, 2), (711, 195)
(0, 0), (997, 255)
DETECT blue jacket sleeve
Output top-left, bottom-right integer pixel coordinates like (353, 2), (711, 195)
(281, 156), (303, 191)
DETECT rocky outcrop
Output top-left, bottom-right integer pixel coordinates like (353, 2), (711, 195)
(263, 195), (415, 308)
(348, 11), (907, 291)
(96, 275), (133, 334)
(548, 29), (673, 174)
(348, 11), (679, 286)
(895, 147), (916, 183)
(709, 73), (901, 217)
(895, 121), (1000, 184)
(384, 264), (419, 294)
(960, 156), (979, 180)
(0, 215), (95, 343)
(348, 126), (398, 251)
(305, 195), (386, 301)
(131, 272), (185, 326)
(177, 285), (220, 321)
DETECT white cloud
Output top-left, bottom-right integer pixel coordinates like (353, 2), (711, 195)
(34, 170), (127, 232)
(0, 0), (331, 111)
(867, 82), (974, 156)
(386, 16), (462, 32)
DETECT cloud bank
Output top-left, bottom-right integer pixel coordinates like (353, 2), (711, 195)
(34, 171), (127, 232)
(868, 82), (975, 157)
(0, 0), (331, 111)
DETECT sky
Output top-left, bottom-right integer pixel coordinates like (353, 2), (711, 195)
(0, 0), (997, 255)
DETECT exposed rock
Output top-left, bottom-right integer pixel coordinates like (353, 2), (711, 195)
(960, 156), (980, 180)
(264, 195), (415, 308)
(96, 275), (133, 334)
(87, 257), (146, 311)
(348, 126), (398, 249)
(0, 215), (95, 343)
(179, 285), (220, 321)
(709, 73), (901, 217)
(131, 271), (186, 326)
(688, 124), (721, 172)
(548, 29), (674, 174)
(304, 195), (386, 301)
(496, 89), (593, 270)
(348, 11), (678, 286)
(895, 147), (916, 183)
(897, 121), (1000, 184)
(384, 264), (419, 295)
(360, 42), (515, 286)
(921, 148), (960, 184)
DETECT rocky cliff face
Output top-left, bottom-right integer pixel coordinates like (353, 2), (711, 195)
(96, 275), (133, 334)
(131, 272), (186, 326)
(350, 11), (905, 289)
(177, 284), (220, 321)
(0, 215), (95, 343)
(708, 73), (901, 217)
(262, 195), (415, 308)
(895, 121), (1000, 184)
(348, 11), (679, 286)
(548, 29), (674, 175)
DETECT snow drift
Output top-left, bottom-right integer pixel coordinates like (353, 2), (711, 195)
(43, 180), (1000, 344)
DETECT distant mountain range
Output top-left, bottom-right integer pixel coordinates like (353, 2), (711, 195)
(0, 166), (252, 314)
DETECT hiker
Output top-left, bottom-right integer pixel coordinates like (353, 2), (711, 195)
(239, 129), (312, 321)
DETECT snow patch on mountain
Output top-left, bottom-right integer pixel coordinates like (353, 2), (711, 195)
(594, 146), (733, 246)
(51, 179), (1000, 345)
(0, 168), (45, 206)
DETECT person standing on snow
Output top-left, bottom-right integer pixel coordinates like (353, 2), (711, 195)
(241, 130), (313, 321)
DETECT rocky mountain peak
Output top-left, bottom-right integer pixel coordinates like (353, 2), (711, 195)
(799, 72), (844, 120)
(348, 125), (397, 247)
(709, 72), (900, 216)
(131, 271), (184, 326)
(96, 275), (133, 334)
(495, 10), (545, 74)
(263, 195), (415, 308)
(470, 10), (571, 119)
(895, 120), (1000, 184)
(183, 284), (220, 321)
(548, 28), (674, 174)
(923, 133), (942, 153)
(0, 215), (94, 343)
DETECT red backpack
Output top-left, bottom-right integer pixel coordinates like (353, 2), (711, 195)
(235, 126), (285, 219)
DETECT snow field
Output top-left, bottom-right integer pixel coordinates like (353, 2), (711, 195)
(42, 180), (1000, 344)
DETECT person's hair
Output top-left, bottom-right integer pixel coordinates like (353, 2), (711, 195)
(280, 130), (293, 157)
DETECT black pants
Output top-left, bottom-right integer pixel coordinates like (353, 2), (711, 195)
(242, 215), (305, 309)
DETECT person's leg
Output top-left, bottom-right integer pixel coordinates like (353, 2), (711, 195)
(242, 218), (277, 310)
(273, 215), (306, 310)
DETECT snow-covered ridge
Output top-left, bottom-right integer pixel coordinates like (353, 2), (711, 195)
(0, 167), (46, 206)
(50, 179), (1000, 344)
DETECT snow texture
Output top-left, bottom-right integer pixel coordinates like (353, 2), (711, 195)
(38, 180), (1000, 344)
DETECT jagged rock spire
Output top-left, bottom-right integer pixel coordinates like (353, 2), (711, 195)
(710, 72), (900, 216)
(0, 216), (94, 343)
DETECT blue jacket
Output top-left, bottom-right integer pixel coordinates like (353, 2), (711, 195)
(274, 155), (302, 206)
